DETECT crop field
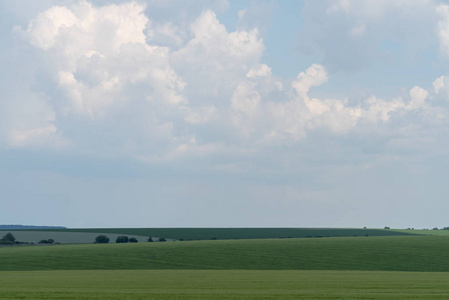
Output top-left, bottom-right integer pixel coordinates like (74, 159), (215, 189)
(1, 270), (449, 299)
(2, 235), (449, 272)
(29, 227), (419, 240)
(3, 231), (449, 299)
(392, 229), (449, 236)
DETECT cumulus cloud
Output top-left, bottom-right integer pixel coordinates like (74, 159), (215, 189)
(19, 1), (185, 117)
(172, 10), (264, 105)
(3, 0), (449, 163)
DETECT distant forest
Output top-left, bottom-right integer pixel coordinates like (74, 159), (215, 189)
(0, 225), (66, 229)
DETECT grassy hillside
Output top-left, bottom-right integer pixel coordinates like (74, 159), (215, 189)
(1, 235), (449, 272)
(2, 270), (449, 299)
(32, 227), (419, 240)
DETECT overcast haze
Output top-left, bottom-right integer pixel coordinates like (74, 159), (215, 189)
(1, 0), (449, 228)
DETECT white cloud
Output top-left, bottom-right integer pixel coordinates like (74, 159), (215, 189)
(25, 5), (78, 50)
(292, 64), (328, 97)
(5, 0), (449, 163)
(231, 82), (261, 115)
(362, 96), (405, 122)
(20, 1), (185, 117)
(246, 64), (271, 78)
(408, 86), (428, 109)
(433, 76), (446, 93)
(172, 10), (264, 103)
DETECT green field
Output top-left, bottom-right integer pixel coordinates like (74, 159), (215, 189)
(2, 235), (449, 272)
(31, 227), (419, 240)
(1, 270), (449, 299)
(3, 230), (449, 299)
(392, 229), (449, 236)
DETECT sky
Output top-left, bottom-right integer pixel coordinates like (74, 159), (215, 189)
(1, 0), (449, 229)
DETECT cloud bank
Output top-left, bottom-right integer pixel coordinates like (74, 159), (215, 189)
(3, 0), (448, 167)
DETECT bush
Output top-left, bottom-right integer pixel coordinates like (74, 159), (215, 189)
(147, 237), (153, 242)
(158, 238), (166, 242)
(116, 236), (129, 243)
(14, 241), (29, 245)
(95, 235), (110, 243)
(39, 239), (54, 244)
(2, 233), (15, 243)
(0, 239), (13, 245)
(129, 237), (138, 243)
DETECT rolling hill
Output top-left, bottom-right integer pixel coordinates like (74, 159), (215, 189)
(1, 235), (449, 272)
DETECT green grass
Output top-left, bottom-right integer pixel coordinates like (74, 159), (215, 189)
(30, 227), (419, 240)
(1, 270), (449, 299)
(2, 235), (449, 272)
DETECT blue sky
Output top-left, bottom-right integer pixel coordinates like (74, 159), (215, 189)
(1, 0), (449, 228)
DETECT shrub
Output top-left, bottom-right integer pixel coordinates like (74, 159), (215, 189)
(147, 237), (153, 242)
(39, 239), (52, 244)
(129, 237), (138, 243)
(158, 238), (166, 242)
(14, 241), (29, 245)
(95, 235), (110, 244)
(2, 233), (15, 243)
(116, 236), (129, 243)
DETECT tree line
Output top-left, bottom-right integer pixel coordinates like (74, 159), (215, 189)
(95, 235), (166, 243)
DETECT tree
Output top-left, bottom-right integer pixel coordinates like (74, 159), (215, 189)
(2, 232), (15, 243)
(95, 235), (110, 243)
(158, 238), (166, 242)
(116, 236), (129, 243)
(147, 237), (153, 242)
(129, 237), (138, 243)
